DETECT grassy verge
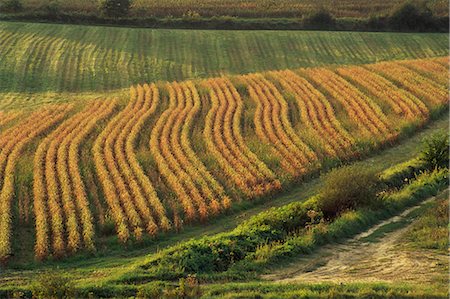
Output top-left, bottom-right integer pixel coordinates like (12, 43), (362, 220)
(201, 281), (448, 298)
(399, 189), (449, 252)
(358, 189), (448, 244)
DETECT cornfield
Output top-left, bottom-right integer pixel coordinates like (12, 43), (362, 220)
(0, 57), (447, 262)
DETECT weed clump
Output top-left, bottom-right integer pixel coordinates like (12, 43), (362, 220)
(31, 272), (76, 299)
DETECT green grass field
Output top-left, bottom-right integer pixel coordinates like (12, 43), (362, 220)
(0, 21), (448, 109)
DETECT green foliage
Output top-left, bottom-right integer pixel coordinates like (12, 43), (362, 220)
(420, 131), (449, 169)
(30, 272), (76, 299)
(303, 9), (335, 29)
(381, 132), (449, 187)
(318, 165), (379, 219)
(389, 2), (437, 31)
(100, 214), (117, 236)
(99, 0), (132, 18)
(0, 0), (22, 12)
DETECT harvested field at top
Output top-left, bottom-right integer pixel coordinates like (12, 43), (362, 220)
(19, 0), (449, 18)
(0, 21), (448, 101)
(0, 56), (447, 263)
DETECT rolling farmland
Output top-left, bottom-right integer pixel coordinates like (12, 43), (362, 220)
(0, 0), (448, 293)
(0, 21), (448, 111)
(0, 56), (447, 263)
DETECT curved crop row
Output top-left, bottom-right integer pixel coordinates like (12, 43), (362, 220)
(398, 59), (449, 86)
(127, 85), (171, 231)
(367, 62), (448, 107)
(0, 104), (71, 261)
(34, 100), (116, 260)
(203, 78), (281, 197)
(304, 68), (393, 141)
(241, 74), (318, 176)
(336, 66), (429, 121)
(270, 70), (355, 158)
(433, 56), (449, 67)
(94, 86), (170, 242)
(150, 81), (229, 222)
(0, 111), (21, 128)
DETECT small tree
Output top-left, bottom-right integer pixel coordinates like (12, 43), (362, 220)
(99, 0), (132, 18)
(420, 131), (449, 169)
(318, 165), (379, 219)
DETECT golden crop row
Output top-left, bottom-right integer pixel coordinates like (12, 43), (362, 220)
(242, 74), (318, 176)
(270, 70), (355, 158)
(0, 111), (22, 128)
(34, 100), (116, 260)
(93, 85), (170, 242)
(203, 78), (281, 197)
(150, 81), (230, 222)
(336, 66), (429, 121)
(398, 59), (448, 86)
(367, 62), (448, 107)
(432, 56), (449, 69)
(305, 68), (394, 142)
(127, 85), (171, 231)
(0, 105), (71, 262)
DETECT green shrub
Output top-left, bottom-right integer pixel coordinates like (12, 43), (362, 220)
(318, 165), (379, 219)
(0, 0), (23, 13)
(388, 2), (436, 31)
(303, 9), (335, 29)
(98, 0), (132, 18)
(420, 131), (449, 169)
(30, 272), (76, 299)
